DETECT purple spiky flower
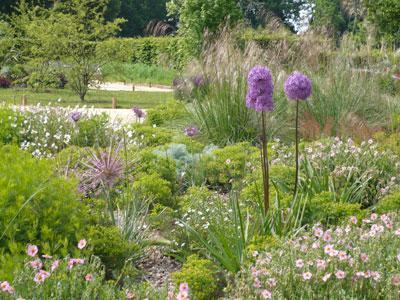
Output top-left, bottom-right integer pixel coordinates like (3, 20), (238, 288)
(132, 107), (145, 119)
(79, 147), (123, 194)
(284, 71), (312, 101)
(246, 66), (274, 112)
(191, 75), (205, 88)
(70, 111), (81, 122)
(184, 125), (199, 137)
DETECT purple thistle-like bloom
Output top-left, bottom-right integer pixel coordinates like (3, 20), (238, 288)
(191, 75), (205, 88)
(132, 107), (145, 119)
(284, 71), (312, 101)
(184, 125), (199, 137)
(79, 148), (123, 194)
(246, 66), (274, 112)
(70, 111), (81, 122)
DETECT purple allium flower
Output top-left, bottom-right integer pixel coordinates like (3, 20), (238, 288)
(191, 75), (205, 87)
(246, 66), (274, 112)
(132, 107), (145, 119)
(70, 111), (81, 122)
(284, 71), (312, 101)
(184, 125), (199, 137)
(80, 148), (123, 194)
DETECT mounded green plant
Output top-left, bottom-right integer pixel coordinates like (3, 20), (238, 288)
(0, 107), (23, 145)
(0, 145), (88, 280)
(172, 254), (219, 300)
(86, 225), (138, 279)
(133, 173), (174, 207)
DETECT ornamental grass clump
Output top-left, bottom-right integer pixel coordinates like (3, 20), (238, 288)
(246, 65), (274, 214)
(284, 71), (312, 197)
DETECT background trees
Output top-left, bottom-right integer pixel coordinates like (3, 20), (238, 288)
(6, 0), (124, 100)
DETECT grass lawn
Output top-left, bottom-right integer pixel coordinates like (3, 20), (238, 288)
(102, 62), (177, 86)
(0, 87), (174, 109)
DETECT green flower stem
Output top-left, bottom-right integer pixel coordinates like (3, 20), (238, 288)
(261, 111), (270, 214)
(294, 100), (300, 198)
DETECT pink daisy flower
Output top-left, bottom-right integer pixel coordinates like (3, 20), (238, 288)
(1, 281), (14, 294)
(77, 239), (87, 250)
(29, 259), (43, 270)
(335, 270), (346, 279)
(349, 216), (358, 224)
(51, 260), (60, 272)
(314, 227), (324, 238)
(27, 245), (38, 257)
(302, 272), (312, 281)
(323, 231), (332, 242)
(360, 253), (369, 262)
(392, 275), (400, 286)
(296, 259), (304, 268)
(85, 274), (93, 281)
(338, 251), (348, 261)
(316, 259), (327, 270)
(179, 283), (189, 294)
(261, 289), (272, 299)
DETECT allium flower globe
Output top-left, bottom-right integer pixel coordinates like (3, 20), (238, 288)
(70, 111), (81, 122)
(284, 71), (312, 101)
(246, 66), (274, 112)
(184, 125), (199, 137)
(132, 107), (145, 119)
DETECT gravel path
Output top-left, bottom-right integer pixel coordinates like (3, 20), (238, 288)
(90, 82), (173, 93)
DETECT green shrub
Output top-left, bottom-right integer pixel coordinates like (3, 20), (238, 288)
(137, 147), (177, 186)
(172, 254), (219, 300)
(205, 142), (259, 187)
(133, 173), (174, 207)
(179, 186), (213, 211)
(240, 164), (295, 208)
(127, 124), (174, 147)
(54, 145), (90, 175)
(86, 225), (138, 279)
(375, 190), (400, 213)
(97, 37), (188, 70)
(374, 132), (400, 156)
(146, 100), (187, 126)
(303, 192), (363, 225)
(72, 113), (110, 148)
(0, 145), (88, 280)
(148, 203), (176, 234)
(0, 107), (22, 145)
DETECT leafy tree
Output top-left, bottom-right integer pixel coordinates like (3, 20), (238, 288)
(364, 0), (400, 44)
(118, 0), (168, 37)
(10, 0), (124, 100)
(168, 0), (243, 56)
(311, 0), (347, 36)
(239, 0), (307, 29)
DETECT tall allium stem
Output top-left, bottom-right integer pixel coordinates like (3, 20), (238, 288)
(294, 101), (300, 197)
(284, 71), (312, 199)
(261, 112), (270, 214)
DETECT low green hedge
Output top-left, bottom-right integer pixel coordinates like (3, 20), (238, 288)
(97, 37), (188, 70)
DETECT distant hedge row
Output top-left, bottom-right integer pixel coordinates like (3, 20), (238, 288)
(98, 33), (399, 71)
(97, 37), (188, 70)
